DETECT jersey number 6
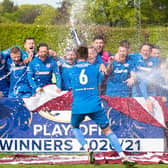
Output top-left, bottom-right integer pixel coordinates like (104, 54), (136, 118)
(79, 69), (88, 85)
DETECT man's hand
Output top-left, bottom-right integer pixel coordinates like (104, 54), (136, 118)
(28, 52), (34, 62)
(99, 64), (107, 74)
(160, 96), (167, 103)
(36, 87), (44, 93)
(56, 88), (61, 94)
(106, 56), (115, 75)
(146, 98), (154, 112)
(108, 56), (115, 65)
(23, 52), (34, 65)
(23, 58), (29, 65)
(124, 77), (135, 87)
(0, 91), (4, 97)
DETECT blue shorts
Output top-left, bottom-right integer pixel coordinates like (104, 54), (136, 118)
(71, 110), (109, 129)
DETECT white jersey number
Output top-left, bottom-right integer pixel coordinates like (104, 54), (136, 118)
(79, 69), (88, 85)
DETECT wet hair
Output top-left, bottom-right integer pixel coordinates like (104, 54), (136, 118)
(88, 46), (97, 53)
(140, 42), (152, 50)
(93, 35), (104, 42)
(64, 47), (75, 53)
(119, 40), (130, 49)
(10, 46), (21, 54)
(37, 42), (48, 52)
(76, 45), (88, 60)
(152, 44), (160, 50)
(24, 37), (35, 44)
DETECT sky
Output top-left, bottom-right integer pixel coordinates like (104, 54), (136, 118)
(0, 0), (63, 8)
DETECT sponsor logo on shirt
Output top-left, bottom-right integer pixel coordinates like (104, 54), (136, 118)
(35, 71), (50, 75)
(124, 63), (129, 67)
(114, 69), (128, 73)
(11, 65), (26, 71)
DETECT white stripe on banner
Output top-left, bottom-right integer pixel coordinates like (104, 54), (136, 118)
(135, 97), (166, 128)
(23, 85), (68, 111)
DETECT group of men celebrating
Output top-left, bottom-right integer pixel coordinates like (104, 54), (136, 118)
(0, 35), (165, 100)
(0, 35), (167, 165)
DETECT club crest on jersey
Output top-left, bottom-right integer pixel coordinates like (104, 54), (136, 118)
(124, 63), (129, 67)
(46, 63), (51, 68)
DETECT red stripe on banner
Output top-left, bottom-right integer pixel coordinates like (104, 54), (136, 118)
(1, 152), (168, 165)
(101, 96), (166, 128)
(23, 85), (168, 129)
(35, 91), (72, 111)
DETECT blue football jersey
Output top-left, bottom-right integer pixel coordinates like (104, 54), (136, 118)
(7, 59), (31, 98)
(60, 62), (74, 91)
(132, 53), (162, 97)
(68, 61), (104, 114)
(106, 59), (134, 97)
(27, 56), (61, 94)
(0, 52), (9, 96)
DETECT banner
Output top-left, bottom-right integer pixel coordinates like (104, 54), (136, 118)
(0, 85), (167, 153)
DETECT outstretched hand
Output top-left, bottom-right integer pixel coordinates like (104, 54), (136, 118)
(0, 91), (4, 97)
(56, 88), (61, 94)
(146, 98), (154, 112)
(99, 63), (107, 74)
(36, 87), (44, 93)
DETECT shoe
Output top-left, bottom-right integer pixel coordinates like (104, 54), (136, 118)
(88, 148), (95, 164)
(122, 157), (136, 166)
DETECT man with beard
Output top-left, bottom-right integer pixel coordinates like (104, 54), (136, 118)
(27, 42), (61, 95)
(7, 46), (31, 98)
(92, 35), (113, 95)
(92, 35), (113, 65)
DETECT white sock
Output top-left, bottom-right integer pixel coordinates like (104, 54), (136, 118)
(83, 144), (89, 151)
(119, 152), (126, 158)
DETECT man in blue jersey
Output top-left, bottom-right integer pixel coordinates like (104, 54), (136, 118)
(132, 43), (162, 97)
(106, 44), (135, 97)
(87, 46), (105, 92)
(60, 48), (77, 90)
(88, 46), (101, 65)
(7, 47), (31, 98)
(1, 45), (27, 62)
(151, 44), (160, 58)
(0, 52), (9, 97)
(151, 44), (161, 66)
(88, 46), (106, 69)
(68, 45), (135, 165)
(27, 42), (61, 95)
(22, 37), (36, 64)
(0, 45), (29, 97)
(92, 35), (112, 95)
(92, 35), (113, 65)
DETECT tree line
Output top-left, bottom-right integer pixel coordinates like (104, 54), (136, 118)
(0, 0), (168, 27)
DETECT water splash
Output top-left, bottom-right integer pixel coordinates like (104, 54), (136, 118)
(69, 0), (87, 47)
(70, 0), (86, 28)
(134, 0), (141, 51)
(57, 0), (87, 55)
(136, 67), (168, 94)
